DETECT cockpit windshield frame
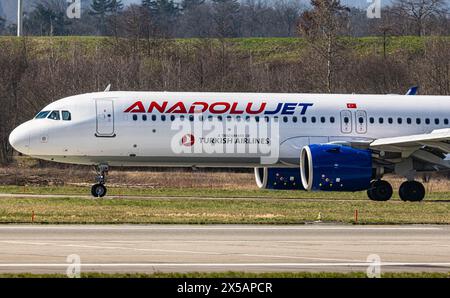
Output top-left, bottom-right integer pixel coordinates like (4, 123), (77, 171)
(62, 110), (72, 121)
(35, 111), (50, 119)
(47, 110), (61, 120)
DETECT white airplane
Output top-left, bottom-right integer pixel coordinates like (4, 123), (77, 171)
(8, 88), (450, 201)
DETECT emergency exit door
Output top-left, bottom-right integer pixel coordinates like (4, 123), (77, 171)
(340, 110), (352, 133)
(95, 99), (115, 137)
(355, 110), (367, 134)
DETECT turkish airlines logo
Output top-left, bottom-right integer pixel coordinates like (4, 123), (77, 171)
(181, 134), (195, 147)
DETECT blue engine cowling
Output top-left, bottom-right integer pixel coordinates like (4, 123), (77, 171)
(254, 167), (304, 190)
(300, 144), (372, 192)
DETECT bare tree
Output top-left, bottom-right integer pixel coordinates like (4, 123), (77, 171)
(276, 0), (304, 36)
(0, 40), (29, 164)
(391, 0), (448, 36)
(297, 0), (350, 93)
(212, 0), (241, 37)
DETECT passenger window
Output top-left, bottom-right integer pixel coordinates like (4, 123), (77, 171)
(293, 116), (298, 123)
(48, 110), (60, 120)
(302, 116), (307, 123)
(379, 118), (384, 124)
(425, 118), (430, 125)
(180, 115), (185, 121)
(344, 117), (349, 124)
(435, 118), (440, 125)
(283, 116), (288, 123)
(397, 118), (402, 124)
(61, 111), (71, 121)
(358, 117), (364, 124)
(416, 118), (421, 124)
(388, 117), (393, 124)
(236, 116), (241, 122)
(273, 116), (279, 122)
(369, 117), (374, 124)
(152, 115), (157, 121)
(170, 115), (175, 121)
(445, 119), (449, 125)
(132, 115), (138, 121)
(35, 111), (50, 119)
(255, 116), (259, 122)
(311, 116), (317, 123)
(142, 115), (147, 121)
(407, 118), (412, 124)
(264, 116), (269, 122)
(161, 115), (166, 121)
(189, 115), (194, 122)
(330, 117), (335, 123)
(217, 116), (223, 121)
(321, 117), (326, 123)
(245, 116), (250, 121)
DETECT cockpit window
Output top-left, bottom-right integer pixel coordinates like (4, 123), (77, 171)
(35, 111), (50, 119)
(47, 110), (60, 120)
(62, 111), (71, 121)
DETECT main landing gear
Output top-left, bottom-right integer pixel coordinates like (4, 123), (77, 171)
(91, 164), (108, 197)
(367, 180), (393, 201)
(367, 179), (425, 202)
(399, 181), (425, 202)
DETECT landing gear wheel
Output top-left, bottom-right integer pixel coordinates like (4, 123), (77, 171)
(91, 184), (107, 198)
(91, 164), (109, 198)
(399, 181), (425, 202)
(367, 180), (393, 201)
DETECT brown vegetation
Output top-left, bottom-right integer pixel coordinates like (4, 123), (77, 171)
(1, 36), (450, 164)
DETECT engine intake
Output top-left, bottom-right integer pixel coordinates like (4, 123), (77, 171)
(300, 144), (372, 191)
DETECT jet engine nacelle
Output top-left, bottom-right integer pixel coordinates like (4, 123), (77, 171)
(254, 167), (304, 190)
(300, 144), (372, 192)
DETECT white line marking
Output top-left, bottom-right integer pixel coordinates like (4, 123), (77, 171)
(0, 263), (449, 267)
(0, 240), (365, 263)
(0, 226), (442, 231)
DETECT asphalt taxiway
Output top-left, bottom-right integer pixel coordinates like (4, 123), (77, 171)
(0, 224), (449, 274)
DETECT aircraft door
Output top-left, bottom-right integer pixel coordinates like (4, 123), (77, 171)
(355, 110), (367, 134)
(340, 110), (352, 134)
(95, 99), (115, 137)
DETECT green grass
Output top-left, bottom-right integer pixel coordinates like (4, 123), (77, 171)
(0, 186), (448, 224)
(1, 185), (449, 200)
(0, 272), (448, 278)
(1, 36), (448, 63)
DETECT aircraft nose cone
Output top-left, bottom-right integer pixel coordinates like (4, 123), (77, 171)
(9, 124), (30, 154)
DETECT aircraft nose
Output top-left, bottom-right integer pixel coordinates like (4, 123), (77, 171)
(9, 124), (30, 154)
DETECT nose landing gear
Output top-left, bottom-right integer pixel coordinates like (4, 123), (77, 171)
(91, 164), (108, 197)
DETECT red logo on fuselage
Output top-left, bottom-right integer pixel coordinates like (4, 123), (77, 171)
(181, 134), (195, 147)
(124, 101), (266, 114)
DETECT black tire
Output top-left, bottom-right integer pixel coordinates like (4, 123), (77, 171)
(367, 181), (376, 200)
(399, 181), (425, 202)
(368, 180), (393, 201)
(91, 184), (107, 198)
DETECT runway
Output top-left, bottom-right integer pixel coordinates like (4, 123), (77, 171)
(0, 224), (449, 274)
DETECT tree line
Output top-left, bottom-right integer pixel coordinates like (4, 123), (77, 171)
(0, 0), (449, 38)
(1, 35), (450, 163)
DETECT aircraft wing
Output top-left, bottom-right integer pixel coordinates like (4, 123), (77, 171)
(370, 128), (450, 169)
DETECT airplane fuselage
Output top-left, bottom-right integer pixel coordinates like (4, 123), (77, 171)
(9, 91), (450, 168)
